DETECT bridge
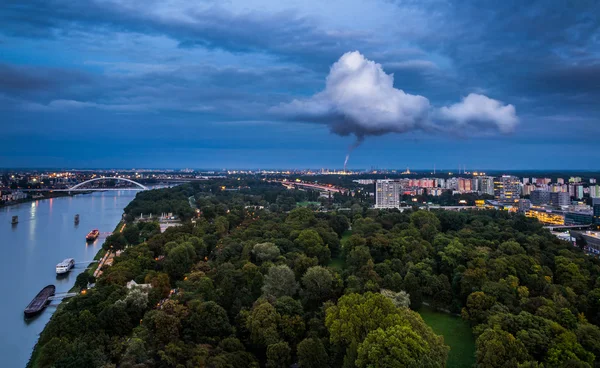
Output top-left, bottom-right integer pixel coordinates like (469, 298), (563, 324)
(21, 177), (149, 192)
(48, 292), (78, 301)
(544, 224), (592, 231)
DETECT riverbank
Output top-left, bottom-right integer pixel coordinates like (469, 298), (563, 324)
(0, 190), (138, 367)
(0, 191), (89, 210)
(28, 218), (127, 368)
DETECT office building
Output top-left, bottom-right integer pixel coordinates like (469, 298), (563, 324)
(494, 175), (521, 203)
(550, 192), (570, 207)
(594, 198), (600, 229)
(531, 190), (551, 205)
(375, 180), (402, 208)
(565, 212), (593, 225)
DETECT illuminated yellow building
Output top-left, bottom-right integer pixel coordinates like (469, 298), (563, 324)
(525, 210), (564, 225)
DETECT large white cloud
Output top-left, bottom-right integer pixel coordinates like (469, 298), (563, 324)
(272, 51), (519, 138)
(437, 93), (518, 133)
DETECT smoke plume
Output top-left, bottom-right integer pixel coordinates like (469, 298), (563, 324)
(343, 136), (364, 171)
(271, 51), (519, 163)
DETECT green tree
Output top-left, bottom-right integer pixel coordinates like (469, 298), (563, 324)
(476, 327), (530, 368)
(297, 338), (329, 368)
(301, 266), (336, 307)
(253, 242), (281, 263)
(296, 229), (331, 264)
(356, 324), (445, 368)
(266, 341), (291, 368)
(262, 264), (298, 298)
(461, 291), (496, 325)
(183, 301), (233, 343)
(163, 242), (196, 280)
(326, 292), (447, 366)
(247, 299), (280, 347)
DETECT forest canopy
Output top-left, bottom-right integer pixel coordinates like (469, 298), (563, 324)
(29, 181), (600, 368)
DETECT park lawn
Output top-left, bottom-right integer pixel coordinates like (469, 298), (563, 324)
(328, 230), (352, 272)
(418, 306), (476, 368)
(341, 229), (352, 243)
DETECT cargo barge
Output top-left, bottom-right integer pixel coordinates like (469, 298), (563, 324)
(86, 229), (99, 242)
(24, 285), (55, 318)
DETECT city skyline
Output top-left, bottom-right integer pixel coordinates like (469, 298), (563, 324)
(1, 1), (599, 169)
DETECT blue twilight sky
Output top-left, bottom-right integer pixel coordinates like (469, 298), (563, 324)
(0, 0), (599, 170)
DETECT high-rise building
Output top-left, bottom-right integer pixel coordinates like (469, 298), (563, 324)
(522, 184), (536, 196)
(522, 177), (530, 185)
(550, 192), (570, 207)
(494, 175), (521, 203)
(590, 185), (600, 198)
(593, 198), (600, 229)
(531, 190), (551, 205)
(576, 185), (584, 199)
(557, 178), (564, 185)
(591, 178), (597, 184)
(477, 176), (495, 196)
(446, 177), (459, 190)
(375, 180), (402, 208)
(458, 178), (472, 192)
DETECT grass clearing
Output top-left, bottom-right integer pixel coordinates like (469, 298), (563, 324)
(328, 230), (352, 272)
(418, 305), (476, 368)
(341, 229), (352, 243)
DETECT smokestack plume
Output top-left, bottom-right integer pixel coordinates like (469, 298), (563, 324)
(343, 136), (364, 172)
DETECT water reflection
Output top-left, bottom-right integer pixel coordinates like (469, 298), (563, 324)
(0, 191), (136, 367)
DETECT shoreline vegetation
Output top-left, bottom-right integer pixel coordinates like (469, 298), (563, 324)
(28, 180), (600, 368)
(28, 217), (129, 367)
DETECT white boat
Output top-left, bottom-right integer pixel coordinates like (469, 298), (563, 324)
(56, 258), (75, 274)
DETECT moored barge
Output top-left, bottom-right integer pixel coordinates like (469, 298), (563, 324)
(24, 285), (55, 318)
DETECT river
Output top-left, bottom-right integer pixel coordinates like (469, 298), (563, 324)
(0, 191), (137, 367)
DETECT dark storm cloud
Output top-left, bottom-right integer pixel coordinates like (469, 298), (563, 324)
(0, 0), (373, 66)
(0, 63), (91, 93)
(419, 0), (600, 102)
(531, 63), (600, 94)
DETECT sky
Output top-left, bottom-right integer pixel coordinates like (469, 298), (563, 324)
(0, 0), (599, 170)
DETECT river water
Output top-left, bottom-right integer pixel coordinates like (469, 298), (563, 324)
(0, 191), (137, 367)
